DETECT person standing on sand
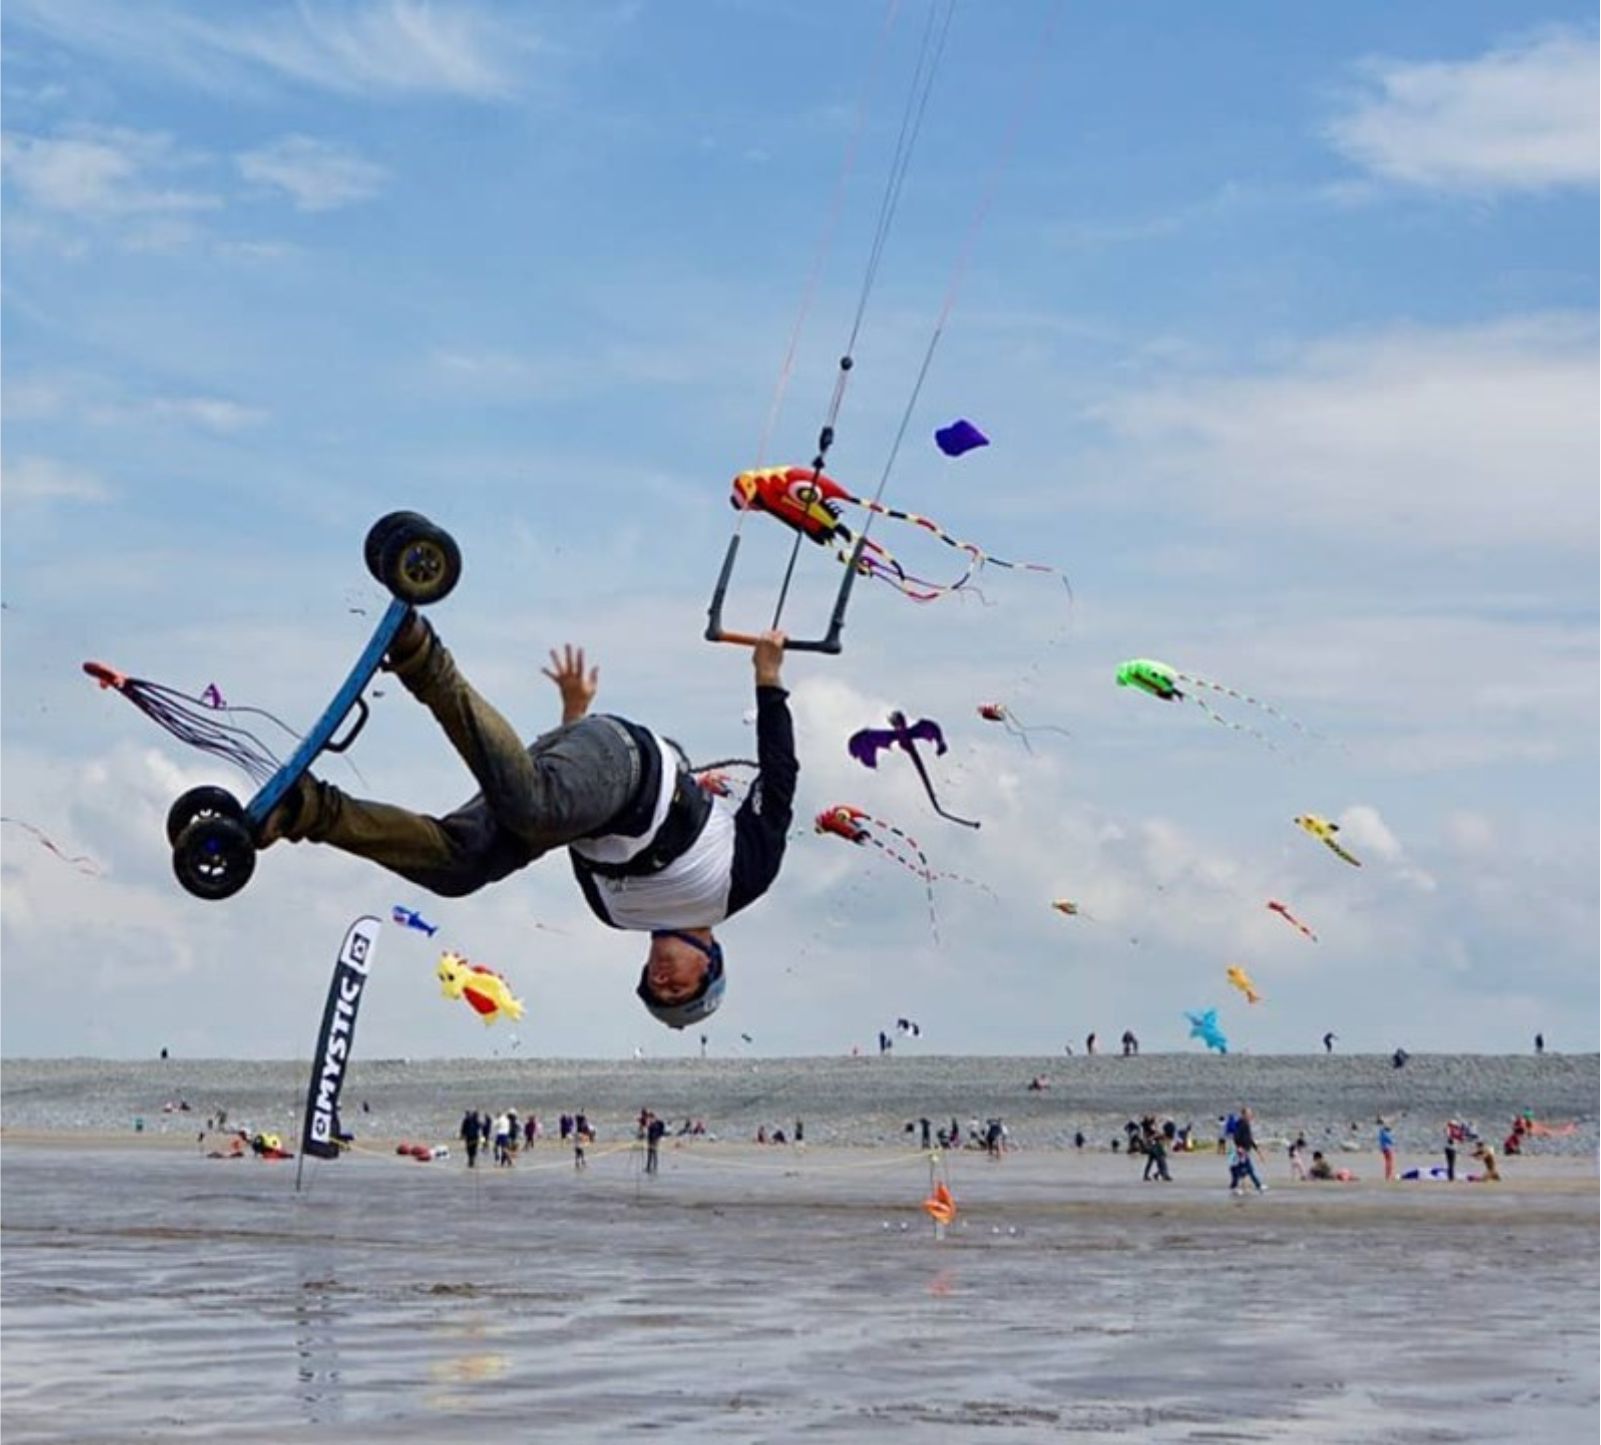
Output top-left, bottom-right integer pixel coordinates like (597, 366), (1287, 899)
(1443, 1125), (1458, 1182)
(1143, 1128), (1171, 1182)
(645, 1114), (665, 1174)
(460, 1109), (481, 1168)
(1322, 1031), (1336, 1053)
(1229, 1108), (1266, 1194)
(1377, 1118), (1396, 1181)
(1535, 1033), (1545, 1055)
(1288, 1132), (1308, 1181)
(1085, 1032), (1097, 1056)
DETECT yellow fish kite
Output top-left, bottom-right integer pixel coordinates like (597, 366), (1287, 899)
(1226, 965), (1263, 1005)
(1294, 814), (1362, 867)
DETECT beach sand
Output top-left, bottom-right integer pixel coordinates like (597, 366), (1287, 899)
(2, 1135), (1595, 1443)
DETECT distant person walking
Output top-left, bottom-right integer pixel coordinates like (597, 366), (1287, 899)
(1378, 1118), (1397, 1181)
(645, 1114), (665, 1174)
(1121, 1030), (1138, 1057)
(1229, 1108), (1266, 1193)
(1085, 1032), (1097, 1056)
(1535, 1032), (1545, 1055)
(1322, 1032), (1336, 1054)
(460, 1109), (481, 1168)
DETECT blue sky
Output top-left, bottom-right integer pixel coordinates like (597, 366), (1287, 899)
(3, 1), (1596, 1060)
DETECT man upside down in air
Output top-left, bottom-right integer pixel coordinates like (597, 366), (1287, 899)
(262, 613), (797, 1030)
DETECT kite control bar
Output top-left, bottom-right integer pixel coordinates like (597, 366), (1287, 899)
(703, 531), (864, 654)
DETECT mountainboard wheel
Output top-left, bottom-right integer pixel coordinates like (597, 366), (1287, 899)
(379, 519), (461, 606)
(173, 815), (256, 901)
(165, 785), (245, 848)
(364, 510), (430, 583)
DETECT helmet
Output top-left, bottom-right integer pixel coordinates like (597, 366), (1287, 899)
(637, 931), (725, 1029)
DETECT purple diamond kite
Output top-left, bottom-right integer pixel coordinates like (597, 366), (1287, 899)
(934, 419), (989, 458)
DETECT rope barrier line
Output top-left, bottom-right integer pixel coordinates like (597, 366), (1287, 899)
(335, 1137), (948, 1181)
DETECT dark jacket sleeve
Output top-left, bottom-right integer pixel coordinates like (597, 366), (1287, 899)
(727, 685), (797, 915)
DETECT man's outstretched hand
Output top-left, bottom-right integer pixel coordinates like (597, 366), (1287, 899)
(543, 644), (599, 725)
(753, 630), (787, 689)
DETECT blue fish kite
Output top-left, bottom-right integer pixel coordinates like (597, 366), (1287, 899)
(1185, 1008), (1229, 1055)
(392, 905), (439, 937)
(934, 418), (989, 458)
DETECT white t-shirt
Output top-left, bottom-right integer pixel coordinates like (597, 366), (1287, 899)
(569, 730), (737, 929)
(581, 802), (736, 930)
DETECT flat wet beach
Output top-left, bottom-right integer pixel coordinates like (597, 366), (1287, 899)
(2, 1133), (1595, 1443)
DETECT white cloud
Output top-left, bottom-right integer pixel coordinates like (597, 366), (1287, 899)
(1326, 29), (1600, 193)
(4, 0), (538, 101)
(6, 373), (268, 435)
(237, 135), (387, 212)
(3, 454), (111, 503)
(142, 397), (269, 433)
(1091, 313), (1599, 551)
(0, 127), (218, 219)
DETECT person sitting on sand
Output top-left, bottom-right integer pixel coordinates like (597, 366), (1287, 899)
(1308, 1150), (1334, 1180)
(1471, 1142), (1501, 1182)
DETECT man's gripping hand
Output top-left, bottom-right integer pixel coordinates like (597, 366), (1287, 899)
(753, 630), (787, 689)
(542, 644), (599, 725)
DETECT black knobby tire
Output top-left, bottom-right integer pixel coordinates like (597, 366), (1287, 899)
(172, 816), (256, 901)
(165, 785), (245, 848)
(379, 519), (461, 605)
(364, 510), (431, 583)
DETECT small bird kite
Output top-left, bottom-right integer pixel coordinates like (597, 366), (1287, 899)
(1267, 899), (1317, 941)
(1294, 814), (1362, 867)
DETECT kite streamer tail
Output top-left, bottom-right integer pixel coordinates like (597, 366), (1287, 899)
(83, 662), (292, 786)
(866, 814), (941, 945)
(0, 817), (100, 875)
(1178, 672), (1311, 738)
(899, 727), (981, 830)
(838, 491), (1069, 603)
(1010, 709), (1070, 745)
(1184, 692), (1278, 752)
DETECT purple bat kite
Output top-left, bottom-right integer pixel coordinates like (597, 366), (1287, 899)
(934, 418), (989, 458)
(847, 710), (979, 829)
